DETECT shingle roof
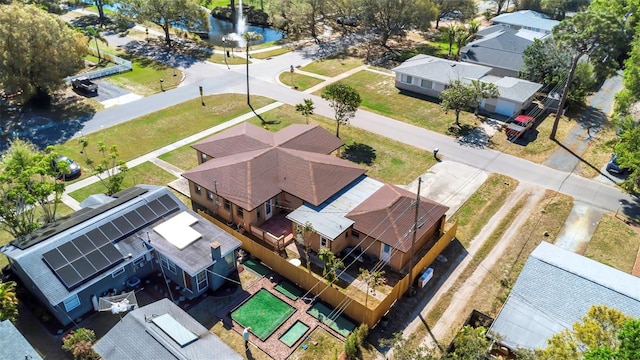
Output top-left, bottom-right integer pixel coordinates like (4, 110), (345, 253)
(346, 185), (448, 252)
(461, 25), (547, 72)
(491, 10), (559, 33)
(0, 320), (42, 360)
(489, 241), (640, 350)
(392, 54), (491, 84)
(0, 186), (240, 305)
(94, 298), (242, 360)
(482, 76), (543, 103)
(183, 125), (365, 210)
(192, 123), (343, 159)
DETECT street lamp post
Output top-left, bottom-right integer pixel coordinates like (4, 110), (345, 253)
(160, 79), (164, 92)
(616, 201), (623, 219)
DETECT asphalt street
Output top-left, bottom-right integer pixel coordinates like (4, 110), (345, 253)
(67, 35), (638, 219)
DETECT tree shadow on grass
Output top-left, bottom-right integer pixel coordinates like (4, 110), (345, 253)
(446, 124), (475, 138)
(341, 142), (376, 166)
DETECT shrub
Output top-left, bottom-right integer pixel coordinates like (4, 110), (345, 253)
(62, 328), (99, 360)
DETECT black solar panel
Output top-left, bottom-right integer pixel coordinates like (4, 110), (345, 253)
(72, 235), (95, 254)
(99, 243), (124, 264)
(43, 249), (67, 269)
(43, 241), (124, 290)
(87, 228), (109, 247)
(137, 205), (156, 223)
(58, 242), (82, 262)
(125, 210), (145, 229)
(113, 217), (134, 236)
(86, 249), (110, 271)
(99, 222), (122, 242)
(158, 194), (179, 212)
(147, 199), (167, 217)
(56, 264), (82, 287)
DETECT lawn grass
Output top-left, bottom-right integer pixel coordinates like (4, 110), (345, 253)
(157, 143), (200, 171)
(288, 327), (344, 360)
(0, 203), (74, 269)
(576, 116), (620, 178)
(68, 161), (177, 202)
(207, 52), (248, 65)
(450, 174), (518, 247)
(106, 53), (183, 96)
(246, 104), (437, 184)
(584, 214), (640, 273)
(278, 72), (324, 91)
(231, 289), (296, 340)
(210, 322), (272, 360)
(316, 70), (480, 135)
(251, 47), (292, 59)
(301, 55), (364, 77)
(54, 94), (273, 179)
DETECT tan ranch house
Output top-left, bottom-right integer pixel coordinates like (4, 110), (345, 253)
(182, 123), (450, 272)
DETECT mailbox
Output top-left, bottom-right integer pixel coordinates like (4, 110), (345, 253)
(418, 267), (434, 288)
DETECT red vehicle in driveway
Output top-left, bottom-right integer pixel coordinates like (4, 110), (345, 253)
(505, 115), (535, 142)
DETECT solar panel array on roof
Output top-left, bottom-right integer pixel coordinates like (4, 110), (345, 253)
(43, 237), (124, 290)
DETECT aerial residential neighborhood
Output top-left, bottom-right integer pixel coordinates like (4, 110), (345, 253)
(0, 0), (639, 359)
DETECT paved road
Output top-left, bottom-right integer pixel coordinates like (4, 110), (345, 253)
(64, 33), (639, 219)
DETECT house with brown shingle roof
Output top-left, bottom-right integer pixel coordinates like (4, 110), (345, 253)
(182, 123), (449, 272)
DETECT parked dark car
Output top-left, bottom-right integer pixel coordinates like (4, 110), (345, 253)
(71, 77), (98, 94)
(606, 153), (626, 174)
(52, 156), (81, 180)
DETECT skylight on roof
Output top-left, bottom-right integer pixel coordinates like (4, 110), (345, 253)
(153, 212), (201, 250)
(151, 314), (198, 347)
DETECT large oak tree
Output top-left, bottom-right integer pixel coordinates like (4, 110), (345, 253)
(0, 3), (87, 102)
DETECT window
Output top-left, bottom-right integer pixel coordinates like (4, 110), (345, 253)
(320, 237), (329, 248)
(420, 79), (433, 89)
(196, 270), (208, 292)
(201, 153), (207, 162)
(351, 229), (360, 239)
(63, 294), (80, 312)
(160, 255), (177, 274)
(224, 252), (235, 269)
(195, 184), (201, 194)
(224, 199), (231, 211)
(111, 267), (125, 278)
(236, 207), (244, 218)
(133, 257), (144, 267)
(207, 191), (214, 201)
(401, 74), (413, 84)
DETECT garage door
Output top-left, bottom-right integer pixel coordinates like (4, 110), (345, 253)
(495, 100), (516, 116)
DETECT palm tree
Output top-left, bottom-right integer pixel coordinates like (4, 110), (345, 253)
(0, 280), (19, 321)
(318, 248), (344, 287)
(84, 26), (108, 63)
(295, 99), (315, 124)
(243, 31), (264, 123)
(296, 222), (315, 271)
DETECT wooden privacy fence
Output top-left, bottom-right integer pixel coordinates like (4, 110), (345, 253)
(199, 211), (457, 328)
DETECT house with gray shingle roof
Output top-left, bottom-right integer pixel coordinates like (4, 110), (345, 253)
(94, 298), (242, 360)
(182, 123), (450, 272)
(392, 54), (542, 116)
(491, 10), (559, 35)
(0, 320), (42, 360)
(489, 241), (640, 350)
(0, 185), (241, 326)
(460, 25), (549, 77)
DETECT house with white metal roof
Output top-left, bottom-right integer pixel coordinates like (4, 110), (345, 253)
(491, 10), (560, 34)
(490, 241), (640, 350)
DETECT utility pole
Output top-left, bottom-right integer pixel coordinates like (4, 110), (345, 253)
(407, 177), (421, 296)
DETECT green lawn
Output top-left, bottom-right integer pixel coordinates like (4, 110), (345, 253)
(251, 47), (292, 59)
(246, 104), (437, 184)
(158, 143), (200, 171)
(231, 289), (296, 340)
(107, 52), (183, 96)
(301, 55), (364, 77)
(288, 327), (344, 360)
(314, 70), (480, 135)
(207, 51), (249, 65)
(584, 214), (640, 273)
(278, 72), (324, 91)
(54, 94), (273, 180)
(68, 161), (177, 202)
